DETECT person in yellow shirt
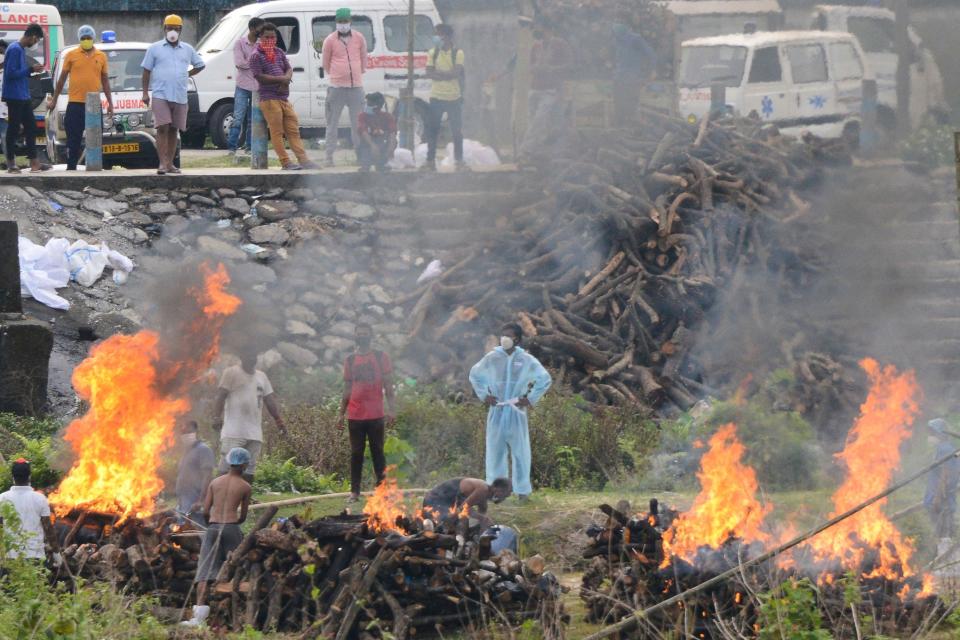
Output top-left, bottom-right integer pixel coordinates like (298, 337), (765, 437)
(423, 24), (464, 171)
(47, 25), (114, 170)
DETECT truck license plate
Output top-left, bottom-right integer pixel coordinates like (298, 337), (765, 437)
(103, 143), (140, 154)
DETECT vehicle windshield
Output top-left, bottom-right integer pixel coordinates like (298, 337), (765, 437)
(680, 45), (747, 87)
(197, 13), (249, 54)
(61, 48), (146, 92)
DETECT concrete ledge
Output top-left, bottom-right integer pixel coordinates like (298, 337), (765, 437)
(0, 166), (527, 192)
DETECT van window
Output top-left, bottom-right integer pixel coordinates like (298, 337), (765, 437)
(680, 45), (747, 88)
(787, 44), (827, 83)
(264, 16), (300, 54)
(0, 28), (49, 65)
(848, 16), (894, 53)
(748, 47), (781, 83)
(829, 42), (863, 80)
(383, 15), (435, 52)
(313, 16), (375, 53)
(197, 13), (249, 54)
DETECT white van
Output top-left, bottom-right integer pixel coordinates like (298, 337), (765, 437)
(810, 4), (947, 130)
(679, 31), (869, 139)
(193, 0), (440, 148)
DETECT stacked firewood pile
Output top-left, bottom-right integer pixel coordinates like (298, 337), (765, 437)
(404, 110), (850, 412)
(58, 507), (567, 638)
(577, 502), (945, 638)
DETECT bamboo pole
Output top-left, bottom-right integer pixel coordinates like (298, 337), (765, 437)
(249, 488), (427, 511)
(583, 448), (960, 640)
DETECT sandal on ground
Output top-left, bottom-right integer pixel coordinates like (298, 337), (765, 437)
(30, 163), (52, 172)
(156, 169), (166, 175)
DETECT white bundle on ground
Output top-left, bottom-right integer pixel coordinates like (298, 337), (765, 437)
(18, 237), (135, 310)
(439, 139), (501, 168)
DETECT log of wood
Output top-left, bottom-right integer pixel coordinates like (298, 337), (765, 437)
(217, 507), (279, 583)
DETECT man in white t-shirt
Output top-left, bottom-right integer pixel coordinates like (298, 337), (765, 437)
(213, 349), (285, 482)
(0, 458), (60, 562)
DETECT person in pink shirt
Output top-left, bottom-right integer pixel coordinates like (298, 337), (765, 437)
(321, 7), (367, 166)
(228, 17), (265, 156)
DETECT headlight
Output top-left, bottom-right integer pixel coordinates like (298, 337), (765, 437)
(102, 114), (114, 130)
(127, 113), (141, 128)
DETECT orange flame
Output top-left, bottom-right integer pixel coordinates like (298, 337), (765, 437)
(662, 423), (771, 565)
(50, 264), (241, 522)
(363, 466), (409, 533)
(803, 359), (920, 580)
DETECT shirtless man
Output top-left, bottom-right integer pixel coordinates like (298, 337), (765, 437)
(182, 447), (252, 627)
(421, 477), (512, 530)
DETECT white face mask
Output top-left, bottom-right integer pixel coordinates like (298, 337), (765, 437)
(336, 22), (351, 34)
(500, 336), (514, 351)
(165, 29), (180, 43)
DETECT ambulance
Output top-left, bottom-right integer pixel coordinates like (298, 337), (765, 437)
(192, 0), (441, 148)
(0, 2), (64, 158)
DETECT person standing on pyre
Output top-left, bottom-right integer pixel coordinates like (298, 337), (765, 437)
(214, 348), (285, 483)
(925, 418), (960, 542)
(469, 323), (552, 503)
(337, 322), (396, 503)
(0, 458), (61, 565)
(176, 420), (215, 526)
(182, 447), (252, 628)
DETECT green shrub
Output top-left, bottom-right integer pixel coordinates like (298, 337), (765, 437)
(0, 436), (62, 490)
(253, 455), (347, 494)
(706, 398), (822, 491)
(757, 578), (832, 640)
(899, 121), (954, 168)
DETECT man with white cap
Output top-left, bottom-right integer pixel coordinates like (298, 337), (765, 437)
(48, 25), (114, 171)
(182, 446), (252, 627)
(141, 14), (205, 174)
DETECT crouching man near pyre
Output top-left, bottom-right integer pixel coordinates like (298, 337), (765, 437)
(0, 458), (61, 566)
(469, 323), (552, 503)
(182, 447), (252, 628)
(421, 477), (512, 530)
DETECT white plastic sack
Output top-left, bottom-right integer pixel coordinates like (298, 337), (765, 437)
(389, 148), (416, 170)
(440, 139), (500, 168)
(19, 236), (136, 310)
(18, 237), (71, 310)
(416, 259), (443, 284)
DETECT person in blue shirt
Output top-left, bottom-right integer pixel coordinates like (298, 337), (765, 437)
(925, 418), (960, 540)
(141, 14), (205, 175)
(469, 323), (552, 503)
(2, 24), (49, 173)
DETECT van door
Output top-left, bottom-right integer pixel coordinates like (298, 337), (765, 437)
(828, 41), (864, 121)
(310, 14), (377, 123)
(741, 46), (793, 125)
(785, 43), (834, 129)
(259, 13), (310, 117)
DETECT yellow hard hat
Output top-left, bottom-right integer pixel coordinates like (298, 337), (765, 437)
(164, 14), (183, 27)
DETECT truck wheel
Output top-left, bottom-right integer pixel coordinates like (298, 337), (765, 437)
(208, 101), (234, 149)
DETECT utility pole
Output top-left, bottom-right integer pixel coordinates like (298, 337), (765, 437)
(511, 0), (535, 159)
(250, 91), (268, 169)
(84, 92), (103, 171)
(894, 0), (911, 139)
(400, 0), (416, 151)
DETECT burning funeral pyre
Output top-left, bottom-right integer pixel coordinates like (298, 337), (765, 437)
(56, 478), (567, 637)
(43, 263), (565, 636)
(580, 360), (947, 638)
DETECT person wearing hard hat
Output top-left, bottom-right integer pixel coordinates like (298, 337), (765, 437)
(47, 26), (114, 171)
(141, 14), (205, 175)
(321, 7), (367, 166)
(182, 447), (251, 628)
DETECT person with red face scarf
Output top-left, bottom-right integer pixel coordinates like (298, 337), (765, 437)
(248, 22), (316, 170)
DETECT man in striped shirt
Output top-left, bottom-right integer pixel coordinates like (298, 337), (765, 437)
(249, 22), (316, 170)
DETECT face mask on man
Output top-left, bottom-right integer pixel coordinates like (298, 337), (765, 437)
(80, 39), (94, 51)
(500, 336), (514, 351)
(166, 29), (180, 43)
(337, 22), (351, 34)
(364, 105), (376, 114)
(181, 432), (197, 446)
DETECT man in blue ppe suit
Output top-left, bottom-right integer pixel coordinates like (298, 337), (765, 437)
(469, 323), (551, 503)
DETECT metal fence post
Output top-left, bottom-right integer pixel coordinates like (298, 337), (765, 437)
(250, 90), (268, 169)
(84, 92), (103, 171)
(860, 79), (878, 156)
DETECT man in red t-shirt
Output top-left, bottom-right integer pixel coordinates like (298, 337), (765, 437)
(356, 92), (396, 173)
(337, 321), (396, 501)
